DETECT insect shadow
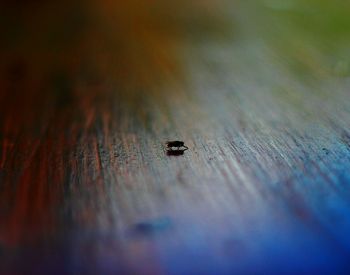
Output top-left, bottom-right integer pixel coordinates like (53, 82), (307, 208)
(167, 150), (185, 156)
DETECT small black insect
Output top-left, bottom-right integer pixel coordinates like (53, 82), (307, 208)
(166, 140), (188, 151)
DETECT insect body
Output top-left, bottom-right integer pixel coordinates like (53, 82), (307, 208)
(166, 140), (188, 151)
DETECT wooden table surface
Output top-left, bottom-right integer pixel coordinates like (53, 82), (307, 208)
(1, 0), (350, 274)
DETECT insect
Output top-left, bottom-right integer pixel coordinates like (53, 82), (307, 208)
(166, 140), (188, 151)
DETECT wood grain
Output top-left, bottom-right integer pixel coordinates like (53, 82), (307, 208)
(1, 0), (350, 274)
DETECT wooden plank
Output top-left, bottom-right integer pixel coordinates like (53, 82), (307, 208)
(1, 0), (350, 273)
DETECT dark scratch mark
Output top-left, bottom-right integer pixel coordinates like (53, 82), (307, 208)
(129, 217), (173, 237)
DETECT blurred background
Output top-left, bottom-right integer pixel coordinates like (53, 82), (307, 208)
(1, 0), (350, 274)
